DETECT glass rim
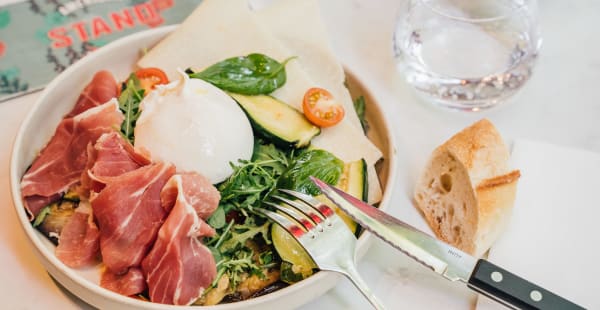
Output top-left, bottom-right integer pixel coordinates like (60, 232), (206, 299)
(419, 0), (532, 23)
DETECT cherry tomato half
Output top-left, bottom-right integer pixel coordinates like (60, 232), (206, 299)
(135, 67), (169, 95)
(302, 87), (345, 127)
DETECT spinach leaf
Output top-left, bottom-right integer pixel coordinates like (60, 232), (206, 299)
(353, 95), (368, 132)
(188, 53), (294, 95)
(278, 149), (344, 196)
(118, 74), (145, 143)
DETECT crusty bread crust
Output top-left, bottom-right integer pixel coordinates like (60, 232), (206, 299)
(414, 119), (520, 257)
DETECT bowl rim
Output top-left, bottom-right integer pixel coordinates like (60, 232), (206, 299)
(9, 25), (398, 309)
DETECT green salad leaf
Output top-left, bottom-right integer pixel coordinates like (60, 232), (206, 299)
(205, 144), (343, 296)
(217, 141), (291, 215)
(188, 53), (294, 95)
(205, 141), (292, 293)
(278, 149), (344, 196)
(206, 217), (273, 291)
(207, 207), (226, 229)
(220, 221), (271, 253)
(353, 95), (369, 132)
(118, 74), (145, 143)
(280, 261), (306, 284)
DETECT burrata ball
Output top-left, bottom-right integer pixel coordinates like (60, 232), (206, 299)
(134, 72), (253, 184)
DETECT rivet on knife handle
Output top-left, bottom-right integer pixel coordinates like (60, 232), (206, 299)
(468, 259), (585, 310)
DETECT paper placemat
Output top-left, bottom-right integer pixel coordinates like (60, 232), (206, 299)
(477, 139), (599, 309)
(0, 0), (202, 102)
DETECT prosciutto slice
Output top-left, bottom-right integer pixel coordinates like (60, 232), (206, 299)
(80, 132), (150, 198)
(66, 70), (119, 118)
(100, 267), (146, 297)
(160, 172), (220, 225)
(142, 173), (219, 305)
(20, 100), (124, 219)
(92, 162), (175, 274)
(55, 202), (100, 268)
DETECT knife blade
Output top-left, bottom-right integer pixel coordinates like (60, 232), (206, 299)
(311, 177), (585, 310)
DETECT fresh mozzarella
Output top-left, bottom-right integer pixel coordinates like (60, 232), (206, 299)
(134, 72), (254, 184)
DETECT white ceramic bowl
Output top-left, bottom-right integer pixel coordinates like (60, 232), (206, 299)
(9, 26), (396, 309)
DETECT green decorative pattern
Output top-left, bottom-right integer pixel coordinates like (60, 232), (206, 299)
(1, 67), (28, 94)
(0, 10), (10, 28)
(0, 0), (203, 101)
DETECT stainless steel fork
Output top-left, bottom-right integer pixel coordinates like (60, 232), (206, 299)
(255, 189), (385, 310)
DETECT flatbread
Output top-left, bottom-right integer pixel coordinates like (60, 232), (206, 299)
(255, 0), (362, 129)
(257, 0), (382, 203)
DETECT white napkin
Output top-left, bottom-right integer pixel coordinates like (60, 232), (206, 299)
(476, 139), (600, 309)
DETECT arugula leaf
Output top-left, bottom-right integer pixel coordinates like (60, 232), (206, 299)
(218, 248), (264, 288)
(259, 250), (274, 265)
(278, 149), (344, 196)
(206, 143), (344, 294)
(189, 53), (294, 95)
(219, 221), (271, 253)
(207, 207), (226, 229)
(205, 142), (293, 293)
(217, 141), (291, 214)
(353, 95), (369, 132)
(207, 219), (273, 290)
(118, 74), (145, 143)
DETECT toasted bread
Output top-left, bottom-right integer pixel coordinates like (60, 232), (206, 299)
(414, 119), (520, 257)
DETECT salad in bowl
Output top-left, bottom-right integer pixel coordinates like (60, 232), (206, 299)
(10, 0), (394, 308)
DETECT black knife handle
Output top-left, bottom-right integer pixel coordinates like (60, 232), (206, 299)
(467, 259), (585, 310)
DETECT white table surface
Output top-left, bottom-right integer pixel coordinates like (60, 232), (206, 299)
(1, 0), (599, 309)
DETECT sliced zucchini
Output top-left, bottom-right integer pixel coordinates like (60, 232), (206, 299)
(34, 200), (77, 244)
(270, 160), (367, 278)
(271, 222), (316, 282)
(339, 158), (368, 203)
(316, 158), (367, 234)
(229, 93), (320, 148)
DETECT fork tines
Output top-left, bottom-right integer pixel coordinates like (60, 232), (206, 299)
(255, 189), (335, 238)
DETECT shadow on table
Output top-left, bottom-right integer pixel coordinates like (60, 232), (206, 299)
(49, 274), (96, 310)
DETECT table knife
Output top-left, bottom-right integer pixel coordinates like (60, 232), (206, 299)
(311, 177), (585, 310)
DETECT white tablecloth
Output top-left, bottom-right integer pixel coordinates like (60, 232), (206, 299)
(1, 0), (599, 309)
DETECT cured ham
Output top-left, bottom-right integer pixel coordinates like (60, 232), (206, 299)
(160, 172), (220, 220)
(66, 70), (119, 118)
(57, 132), (150, 269)
(55, 202), (100, 268)
(24, 194), (61, 221)
(92, 162), (175, 274)
(21, 100), (124, 220)
(142, 173), (219, 305)
(100, 267), (146, 297)
(80, 132), (150, 198)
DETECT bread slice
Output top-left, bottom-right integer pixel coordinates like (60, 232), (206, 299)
(414, 119), (520, 257)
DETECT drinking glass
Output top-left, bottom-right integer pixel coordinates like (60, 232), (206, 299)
(393, 0), (541, 111)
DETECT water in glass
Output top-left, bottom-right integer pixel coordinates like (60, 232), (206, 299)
(393, 0), (541, 111)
